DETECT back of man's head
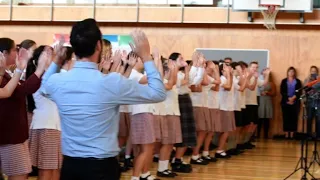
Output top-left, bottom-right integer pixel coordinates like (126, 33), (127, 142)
(70, 18), (102, 59)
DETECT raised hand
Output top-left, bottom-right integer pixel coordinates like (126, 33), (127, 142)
(130, 29), (151, 62)
(128, 53), (137, 67)
(100, 55), (112, 73)
(263, 68), (271, 75)
(110, 50), (122, 72)
(198, 53), (206, 67)
(18, 48), (32, 65)
(192, 51), (199, 67)
(54, 39), (67, 65)
(152, 46), (160, 60)
(254, 72), (259, 78)
(0, 52), (5, 75)
(121, 50), (128, 61)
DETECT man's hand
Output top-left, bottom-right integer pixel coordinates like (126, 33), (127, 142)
(130, 29), (151, 62)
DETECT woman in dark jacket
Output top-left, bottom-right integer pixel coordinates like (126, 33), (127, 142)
(280, 67), (302, 139)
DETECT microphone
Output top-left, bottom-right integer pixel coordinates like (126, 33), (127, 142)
(296, 78), (320, 92)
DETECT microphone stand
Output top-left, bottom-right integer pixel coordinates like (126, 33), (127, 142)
(307, 92), (320, 174)
(284, 92), (316, 180)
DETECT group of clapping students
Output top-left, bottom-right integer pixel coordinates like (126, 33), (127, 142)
(0, 18), (272, 180)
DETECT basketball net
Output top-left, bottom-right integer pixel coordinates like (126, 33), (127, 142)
(260, 5), (280, 30)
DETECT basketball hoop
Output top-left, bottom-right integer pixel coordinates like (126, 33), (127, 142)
(260, 4), (280, 30)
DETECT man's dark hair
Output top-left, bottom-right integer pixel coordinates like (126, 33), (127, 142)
(70, 18), (102, 59)
(230, 62), (240, 70)
(224, 57), (232, 62)
(250, 61), (258, 66)
(238, 61), (248, 68)
(0, 38), (15, 53)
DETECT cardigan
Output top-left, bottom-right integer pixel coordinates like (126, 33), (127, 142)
(280, 78), (302, 105)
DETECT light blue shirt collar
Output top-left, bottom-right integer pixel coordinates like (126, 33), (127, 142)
(73, 61), (98, 70)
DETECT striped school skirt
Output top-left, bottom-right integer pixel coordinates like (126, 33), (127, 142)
(0, 140), (32, 176)
(130, 113), (156, 145)
(193, 107), (212, 132)
(215, 110), (236, 133)
(119, 112), (131, 137)
(29, 129), (62, 170)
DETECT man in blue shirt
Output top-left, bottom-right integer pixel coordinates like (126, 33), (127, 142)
(41, 19), (166, 180)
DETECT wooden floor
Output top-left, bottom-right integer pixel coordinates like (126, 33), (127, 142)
(25, 140), (320, 180)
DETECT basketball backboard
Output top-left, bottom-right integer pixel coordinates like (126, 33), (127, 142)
(231, 0), (313, 12)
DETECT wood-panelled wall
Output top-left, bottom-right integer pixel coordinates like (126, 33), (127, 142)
(0, 23), (318, 136)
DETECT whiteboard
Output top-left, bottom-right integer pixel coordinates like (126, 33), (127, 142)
(232, 0), (313, 12)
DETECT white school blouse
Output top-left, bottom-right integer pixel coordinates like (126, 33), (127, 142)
(245, 76), (264, 105)
(207, 76), (219, 109)
(176, 66), (205, 95)
(163, 79), (180, 116)
(30, 70), (68, 130)
(129, 69), (154, 115)
(233, 76), (242, 111)
(218, 76), (234, 111)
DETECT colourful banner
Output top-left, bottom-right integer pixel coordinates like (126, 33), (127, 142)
(53, 34), (71, 47)
(103, 34), (133, 53)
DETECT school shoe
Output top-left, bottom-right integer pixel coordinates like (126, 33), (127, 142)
(140, 175), (160, 180)
(124, 158), (133, 168)
(202, 155), (218, 162)
(153, 156), (159, 162)
(226, 149), (243, 156)
(245, 142), (256, 149)
(215, 151), (231, 159)
(171, 162), (192, 173)
(157, 169), (177, 178)
(190, 157), (209, 165)
(236, 144), (246, 150)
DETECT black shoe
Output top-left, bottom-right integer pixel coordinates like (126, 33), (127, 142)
(157, 169), (177, 178)
(226, 149), (243, 156)
(236, 144), (246, 150)
(202, 155), (218, 162)
(140, 175), (160, 180)
(245, 142), (256, 148)
(215, 152), (231, 159)
(184, 147), (193, 156)
(171, 162), (192, 173)
(190, 157), (209, 165)
(153, 156), (159, 163)
(29, 166), (39, 177)
(124, 158), (133, 168)
(120, 164), (129, 172)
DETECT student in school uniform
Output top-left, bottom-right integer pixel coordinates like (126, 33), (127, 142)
(202, 61), (220, 161)
(242, 62), (270, 148)
(28, 45), (70, 180)
(129, 56), (159, 180)
(155, 60), (182, 178)
(190, 53), (212, 165)
(215, 63), (235, 158)
(227, 62), (247, 155)
(0, 38), (46, 180)
(169, 52), (205, 172)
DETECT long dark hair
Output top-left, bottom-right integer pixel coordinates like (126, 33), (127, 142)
(169, 52), (185, 71)
(26, 46), (46, 112)
(0, 38), (15, 53)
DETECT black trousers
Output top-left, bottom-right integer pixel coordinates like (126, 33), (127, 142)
(282, 103), (300, 132)
(306, 102), (320, 137)
(60, 156), (121, 180)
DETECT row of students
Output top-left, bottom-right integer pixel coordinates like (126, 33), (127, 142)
(117, 54), (271, 180)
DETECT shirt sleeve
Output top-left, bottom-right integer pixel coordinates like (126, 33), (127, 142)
(9, 73), (41, 98)
(112, 61), (167, 105)
(257, 77), (264, 87)
(40, 62), (60, 98)
(220, 76), (227, 87)
(233, 76), (240, 90)
(189, 67), (204, 85)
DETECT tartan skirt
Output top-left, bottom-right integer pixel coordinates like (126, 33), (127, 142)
(175, 94), (197, 147)
(130, 113), (156, 145)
